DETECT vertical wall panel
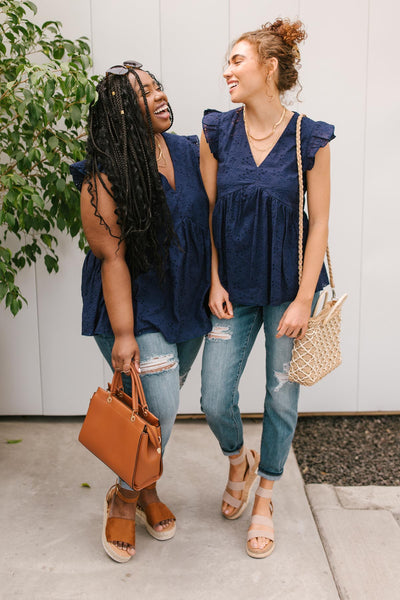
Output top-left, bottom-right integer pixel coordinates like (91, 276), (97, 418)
(294, 0), (368, 412)
(0, 240), (42, 414)
(91, 0), (161, 76)
(35, 234), (104, 414)
(160, 0), (230, 138)
(358, 0), (400, 411)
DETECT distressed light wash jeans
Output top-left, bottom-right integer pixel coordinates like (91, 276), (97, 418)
(95, 331), (203, 490)
(200, 297), (318, 481)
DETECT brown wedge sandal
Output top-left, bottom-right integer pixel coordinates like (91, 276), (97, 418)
(102, 483), (139, 563)
(222, 447), (260, 520)
(246, 486), (275, 558)
(136, 483), (176, 541)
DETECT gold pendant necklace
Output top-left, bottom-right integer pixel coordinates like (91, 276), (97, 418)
(243, 106), (286, 145)
(155, 137), (167, 168)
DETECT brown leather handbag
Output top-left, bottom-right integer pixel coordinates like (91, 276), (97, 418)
(79, 365), (162, 490)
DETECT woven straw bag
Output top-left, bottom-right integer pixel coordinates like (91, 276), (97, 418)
(288, 114), (347, 386)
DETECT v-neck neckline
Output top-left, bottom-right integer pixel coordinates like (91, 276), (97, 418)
(241, 108), (296, 169)
(159, 133), (177, 192)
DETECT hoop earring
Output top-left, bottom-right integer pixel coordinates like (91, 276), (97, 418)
(265, 78), (275, 102)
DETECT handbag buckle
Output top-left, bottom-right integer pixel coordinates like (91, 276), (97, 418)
(130, 413), (135, 422)
(107, 394), (112, 404)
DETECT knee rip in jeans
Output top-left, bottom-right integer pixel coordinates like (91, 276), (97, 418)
(140, 354), (178, 376)
(206, 325), (232, 341)
(273, 362), (291, 392)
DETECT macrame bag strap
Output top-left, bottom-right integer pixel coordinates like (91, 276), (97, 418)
(295, 114), (336, 297)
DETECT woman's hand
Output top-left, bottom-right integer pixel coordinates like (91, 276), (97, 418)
(111, 333), (140, 374)
(276, 298), (312, 340)
(209, 281), (234, 320)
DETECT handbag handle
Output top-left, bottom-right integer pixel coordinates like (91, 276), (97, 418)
(296, 114), (336, 298)
(109, 365), (149, 415)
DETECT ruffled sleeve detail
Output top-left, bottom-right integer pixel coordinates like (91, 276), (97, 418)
(202, 109), (221, 160)
(305, 121), (335, 171)
(69, 160), (87, 192)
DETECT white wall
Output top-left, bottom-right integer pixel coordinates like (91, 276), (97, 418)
(1, 0), (399, 415)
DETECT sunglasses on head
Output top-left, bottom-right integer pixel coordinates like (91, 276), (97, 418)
(106, 60), (143, 76)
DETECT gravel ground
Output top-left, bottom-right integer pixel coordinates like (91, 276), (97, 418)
(292, 415), (400, 486)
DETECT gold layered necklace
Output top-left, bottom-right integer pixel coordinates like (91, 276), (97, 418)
(155, 136), (167, 168)
(243, 106), (286, 152)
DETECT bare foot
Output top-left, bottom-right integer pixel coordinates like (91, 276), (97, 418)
(248, 485), (274, 550)
(108, 487), (138, 556)
(138, 485), (175, 532)
(222, 448), (248, 517)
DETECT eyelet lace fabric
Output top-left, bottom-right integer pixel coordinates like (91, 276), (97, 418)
(202, 108), (335, 306)
(70, 133), (212, 344)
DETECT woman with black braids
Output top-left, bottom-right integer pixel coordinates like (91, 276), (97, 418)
(70, 62), (211, 562)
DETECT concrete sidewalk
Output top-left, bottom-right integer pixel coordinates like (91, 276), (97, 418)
(0, 419), (399, 600)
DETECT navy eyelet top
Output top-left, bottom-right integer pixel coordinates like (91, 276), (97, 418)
(202, 108), (335, 306)
(70, 133), (212, 344)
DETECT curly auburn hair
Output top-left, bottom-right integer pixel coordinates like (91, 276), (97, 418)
(234, 18), (307, 93)
(85, 69), (175, 280)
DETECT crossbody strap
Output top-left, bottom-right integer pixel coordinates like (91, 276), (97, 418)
(295, 114), (335, 296)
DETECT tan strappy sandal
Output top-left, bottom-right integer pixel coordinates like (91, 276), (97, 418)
(102, 483), (139, 563)
(222, 447), (260, 520)
(136, 483), (176, 541)
(246, 485), (275, 558)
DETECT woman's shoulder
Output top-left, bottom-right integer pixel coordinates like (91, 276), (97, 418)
(203, 106), (242, 127)
(163, 132), (200, 160)
(298, 114), (336, 170)
(300, 114), (335, 142)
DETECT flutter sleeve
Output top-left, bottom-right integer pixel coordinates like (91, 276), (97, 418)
(202, 109), (221, 160)
(69, 160), (87, 192)
(305, 121), (335, 171)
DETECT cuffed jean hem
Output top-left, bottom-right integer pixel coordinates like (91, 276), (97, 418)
(258, 468), (283, 482)
(222, 446), (243, 457)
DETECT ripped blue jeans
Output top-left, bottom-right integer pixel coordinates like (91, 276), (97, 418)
(95, 332), (203, 490)
(200, 298), (318, 481)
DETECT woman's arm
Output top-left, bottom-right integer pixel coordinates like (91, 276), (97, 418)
(276, 143), (331, 339)
(200, 132), (233, 319)
(81, 175), (140, 373)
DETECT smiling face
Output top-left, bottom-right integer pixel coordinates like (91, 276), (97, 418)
(129, 70), (171, 133)
(223, 40), (271, 104)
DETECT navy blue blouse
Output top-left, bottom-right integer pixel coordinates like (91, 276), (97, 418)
(202, 108), (335, 306)
(70, 133), (211, 344)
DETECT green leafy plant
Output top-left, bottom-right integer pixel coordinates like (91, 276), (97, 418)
(0, 0), (98, 315)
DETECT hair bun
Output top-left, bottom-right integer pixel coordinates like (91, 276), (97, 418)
(262, 18), (306, 47)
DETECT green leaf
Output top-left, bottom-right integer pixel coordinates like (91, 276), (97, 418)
(56, 178), (66, 192)
(23, 1), (37, 15)
(44, 254), (58, 272)
(48, 136), (58, 150)
(81, 483), (91, 488)
(6, 439), (22, 444)
(0, 283), (8, 302)
(44, 78), (55, 100)
(69, 104), (81, 124)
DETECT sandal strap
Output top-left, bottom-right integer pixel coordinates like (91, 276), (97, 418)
(139, 501), (176, 527)
(255, 486), (272, 499)
(115, 485), (140, 504)
(248, 514), (274, 542)
(250, 514), (274, 527)
(228, 447), (246, 465)
(227, 479), (245, 491)
(106, 517), (135, 546)
(222, 489), (242, 509)
(247, 528), (275, 542)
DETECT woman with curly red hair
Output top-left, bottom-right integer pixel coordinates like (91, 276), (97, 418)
(200, 19), (335, 558)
